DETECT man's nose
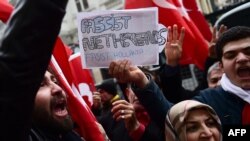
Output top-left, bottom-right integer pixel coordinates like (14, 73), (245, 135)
(50, 82), (63, 96)
(236, 52), (249, 63)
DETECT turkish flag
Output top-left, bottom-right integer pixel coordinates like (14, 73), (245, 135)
(52, 38), (96, 107)
(183, 0), (212, 41)
(69, 53), (96, 107)
(0, 0), (13, 23)
(125, 0), (209, 70)
(51, 38), (105, 141)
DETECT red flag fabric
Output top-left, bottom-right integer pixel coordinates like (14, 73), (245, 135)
(69, 53), (96, 107)
(52, 38), (105, 141)
(125, 0), (154, 8)
(125, 0), (209, 70)
(0, 0), (13, 23)
(183, 0), (212, 41)
(52, 38), (74, 84)
(242, 103), (250, 125)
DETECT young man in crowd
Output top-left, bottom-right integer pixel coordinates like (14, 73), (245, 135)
(159, 25), (224, 103)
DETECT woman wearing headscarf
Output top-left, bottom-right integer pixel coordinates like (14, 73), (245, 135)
(165, 100), (222, 141)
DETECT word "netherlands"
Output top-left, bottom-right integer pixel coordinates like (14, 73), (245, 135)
(81, 29), (166, 51)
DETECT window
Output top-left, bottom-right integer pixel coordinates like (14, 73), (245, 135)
(75, 0), (89, 12)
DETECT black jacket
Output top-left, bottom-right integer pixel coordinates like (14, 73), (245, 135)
(159, 57), (217, 103)
(0, 0), (67, 140)
(29, 127), (83, 141)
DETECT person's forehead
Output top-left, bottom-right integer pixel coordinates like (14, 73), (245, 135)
(186, 109), (210, 120)
(45, 71), (54, 78)
(45, 71), (51, 75)
(98, 89), (107, 93)
(210, 69), (223, 75)
(93, 91), (100, 95)
(223, 38), (250, 52)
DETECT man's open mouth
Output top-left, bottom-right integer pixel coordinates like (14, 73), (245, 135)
(237, 66), (250, 78)
(52, 98), (68, 118)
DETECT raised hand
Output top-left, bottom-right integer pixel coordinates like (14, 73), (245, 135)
(109, 59), (149, 88)
(209, 24), (227, 58)
(165, 24), (185, 66)
(92, 91), (102, 109)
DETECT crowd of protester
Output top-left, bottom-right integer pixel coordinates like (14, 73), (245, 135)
(1, 0), (250, 141)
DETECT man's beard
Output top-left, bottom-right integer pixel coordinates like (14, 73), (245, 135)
(32, 106), (74, 135)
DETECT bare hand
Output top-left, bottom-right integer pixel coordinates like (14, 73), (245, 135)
(209, 24), (227, 58)
(111, 100), (140, 132)
(165, 24), (185, 66)
(92, 91), (102, 109)
(108, 60), (149, 88)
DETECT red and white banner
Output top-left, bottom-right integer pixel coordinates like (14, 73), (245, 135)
(51, 38), (104, 140)
(125, 0), (211, 70)
(69, 52), (96, 107)
(183, 0), (212, 41)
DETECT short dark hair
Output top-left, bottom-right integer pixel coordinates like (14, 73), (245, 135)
(215, 26), (250, 61)
(96, 78), (117, 96)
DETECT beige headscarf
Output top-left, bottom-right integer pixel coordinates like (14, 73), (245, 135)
(165, 100), (222, 141)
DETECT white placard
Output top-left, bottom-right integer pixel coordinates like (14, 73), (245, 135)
(77, 7), (167, 68)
